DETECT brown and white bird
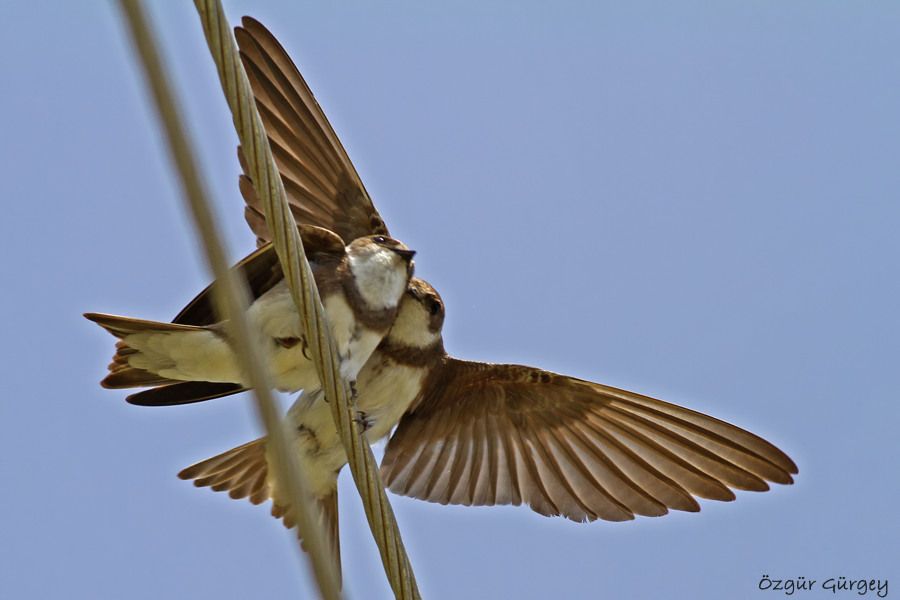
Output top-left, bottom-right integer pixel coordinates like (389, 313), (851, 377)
(169, 16), (797, 534)
(85, 225), (415, 397)
(181, 276), (796, 526)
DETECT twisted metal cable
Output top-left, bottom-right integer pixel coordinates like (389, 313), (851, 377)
(193, 1), (421, 597)
(116, 2), (341, 598)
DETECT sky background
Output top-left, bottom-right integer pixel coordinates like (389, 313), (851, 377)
(2, 1), (899, 598)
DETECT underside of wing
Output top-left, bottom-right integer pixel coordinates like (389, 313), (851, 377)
(381, 359), (797, 523)
(235, 17), (390, 246)
(125, 381), (245, 406)
(172, 228), (343, 325)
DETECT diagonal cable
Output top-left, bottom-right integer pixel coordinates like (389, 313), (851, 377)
(192, 1), (421, 597)
(116, 2), (341, 598)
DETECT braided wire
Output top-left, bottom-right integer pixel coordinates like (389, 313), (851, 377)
(116, 1), (341, 597)
(193, 1), (421, 597)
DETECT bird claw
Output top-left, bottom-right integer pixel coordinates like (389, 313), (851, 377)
(353, 410), (373, 432)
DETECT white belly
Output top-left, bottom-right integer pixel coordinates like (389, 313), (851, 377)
(282, 390), (348, 497)
(280, 356), (425, 497)
(246, 284), (382, 391)
(356, 359), (426, 443)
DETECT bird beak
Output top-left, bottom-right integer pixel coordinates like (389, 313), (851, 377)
(391, 248), (416, 261)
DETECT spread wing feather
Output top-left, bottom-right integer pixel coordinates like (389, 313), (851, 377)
(382, 358), (797, 523)
(235, 17), (389, 246)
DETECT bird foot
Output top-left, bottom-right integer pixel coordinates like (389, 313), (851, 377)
(353, 410), (373, 432)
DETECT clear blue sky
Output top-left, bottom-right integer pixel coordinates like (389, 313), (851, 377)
(2, 2), (898, 598)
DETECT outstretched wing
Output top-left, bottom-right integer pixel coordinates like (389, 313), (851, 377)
(235, 17), (390, 246)
(381, 358), (797, 523)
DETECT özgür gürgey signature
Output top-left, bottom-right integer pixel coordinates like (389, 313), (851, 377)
(759, 575), (888, 597)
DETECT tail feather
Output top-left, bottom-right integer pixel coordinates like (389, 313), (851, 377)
(85, 312), (238, 387)
(102, 369), (173, 389)
(84, 312), (200, 338)
(179, 438), (271, 498)
(279, 489), (341, 580)
(318, 489), (341, 581)
(86, 313), (198, 388)
(103, 340), (175, 388)
(180, 438), (340, 574)
(88, 319), (247, 404)
(87, 240), (285, 406)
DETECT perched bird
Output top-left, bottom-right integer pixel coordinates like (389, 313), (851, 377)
(85, 225), (415, 397)
(182, 275), (795, 526)
(177, 277), (447, 530)
(171, 15), (797, 536)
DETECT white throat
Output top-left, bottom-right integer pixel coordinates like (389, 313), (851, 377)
(348, 248), (406, 310)
(387, 302), (440, 348)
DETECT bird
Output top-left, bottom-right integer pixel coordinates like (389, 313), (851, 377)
(168, 15), (797, 539)
(85, 225), (416, 397)
(181, 276), (796, 525)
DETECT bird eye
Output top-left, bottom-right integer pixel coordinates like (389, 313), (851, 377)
(428, 299), (440, 316)
(373, 236), (386, 244)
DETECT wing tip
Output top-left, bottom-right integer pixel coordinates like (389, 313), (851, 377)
(785, 457), (800, 476)
(240, 15), (262, 31)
